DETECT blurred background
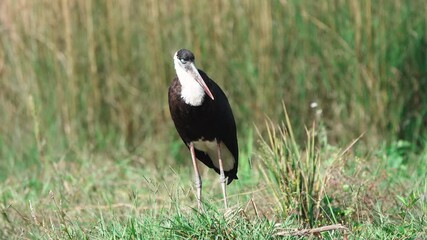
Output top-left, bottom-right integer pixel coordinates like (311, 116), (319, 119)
(0, 0), (426, 178)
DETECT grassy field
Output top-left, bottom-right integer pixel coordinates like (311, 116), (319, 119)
(1, 0), (426, 239)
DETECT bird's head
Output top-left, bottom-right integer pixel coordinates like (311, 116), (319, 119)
(174, 49), (214, 100)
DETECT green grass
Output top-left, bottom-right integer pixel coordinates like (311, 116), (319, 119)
(1, 108), (425, 238)
(1, 0), (427, 239)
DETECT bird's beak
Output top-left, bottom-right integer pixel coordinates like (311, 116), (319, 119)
(188, 63), (215, 100)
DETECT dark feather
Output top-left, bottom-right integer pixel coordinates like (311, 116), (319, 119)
(168, 69), (238, 184)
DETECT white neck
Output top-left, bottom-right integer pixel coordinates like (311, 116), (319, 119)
(174, 61), (205, 106)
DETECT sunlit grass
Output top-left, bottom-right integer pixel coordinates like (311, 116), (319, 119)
(1, 0), (426, 170)
(257, 106), (323, 226)
(1, 113), (425, 238)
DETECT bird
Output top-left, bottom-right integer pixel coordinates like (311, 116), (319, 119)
(168, 49), (238, 210)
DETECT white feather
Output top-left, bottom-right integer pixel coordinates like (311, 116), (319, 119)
(193, 139), (235, 171)
(174, 57), (206, 106)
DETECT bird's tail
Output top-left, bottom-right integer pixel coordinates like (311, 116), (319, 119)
(227, 175), (238, 185)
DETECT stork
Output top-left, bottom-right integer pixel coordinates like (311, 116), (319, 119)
(168, 49), (238, 210)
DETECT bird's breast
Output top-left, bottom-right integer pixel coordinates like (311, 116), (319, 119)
(170, 99), (217, 141)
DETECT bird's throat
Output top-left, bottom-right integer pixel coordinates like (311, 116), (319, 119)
(176, 67), (206, 106)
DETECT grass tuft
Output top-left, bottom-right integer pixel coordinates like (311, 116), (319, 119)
(257, 104), (327, 227)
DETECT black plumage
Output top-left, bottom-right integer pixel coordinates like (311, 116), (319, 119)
(168, 69), (238, 184)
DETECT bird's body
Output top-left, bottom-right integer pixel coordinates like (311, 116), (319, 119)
(169, 70), (238, 183)
(168, 49), (238, 209)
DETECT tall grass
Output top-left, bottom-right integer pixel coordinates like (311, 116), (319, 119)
(1, 0), (426, 176)
(256, 104), (426, 236)
(257, 105), (322, 227)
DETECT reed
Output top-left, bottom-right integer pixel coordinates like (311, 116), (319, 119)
(0, 0), (426, 174)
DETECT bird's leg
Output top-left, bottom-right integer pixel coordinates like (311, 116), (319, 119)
(190, 142), (203, 211)
(217, 141), (228, 209)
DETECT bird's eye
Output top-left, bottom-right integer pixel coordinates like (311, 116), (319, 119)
(180, 59), (187, 64)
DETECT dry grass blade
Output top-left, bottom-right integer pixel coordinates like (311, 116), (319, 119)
(339, 132), (365, 158)
(274, 223), (350, 237)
